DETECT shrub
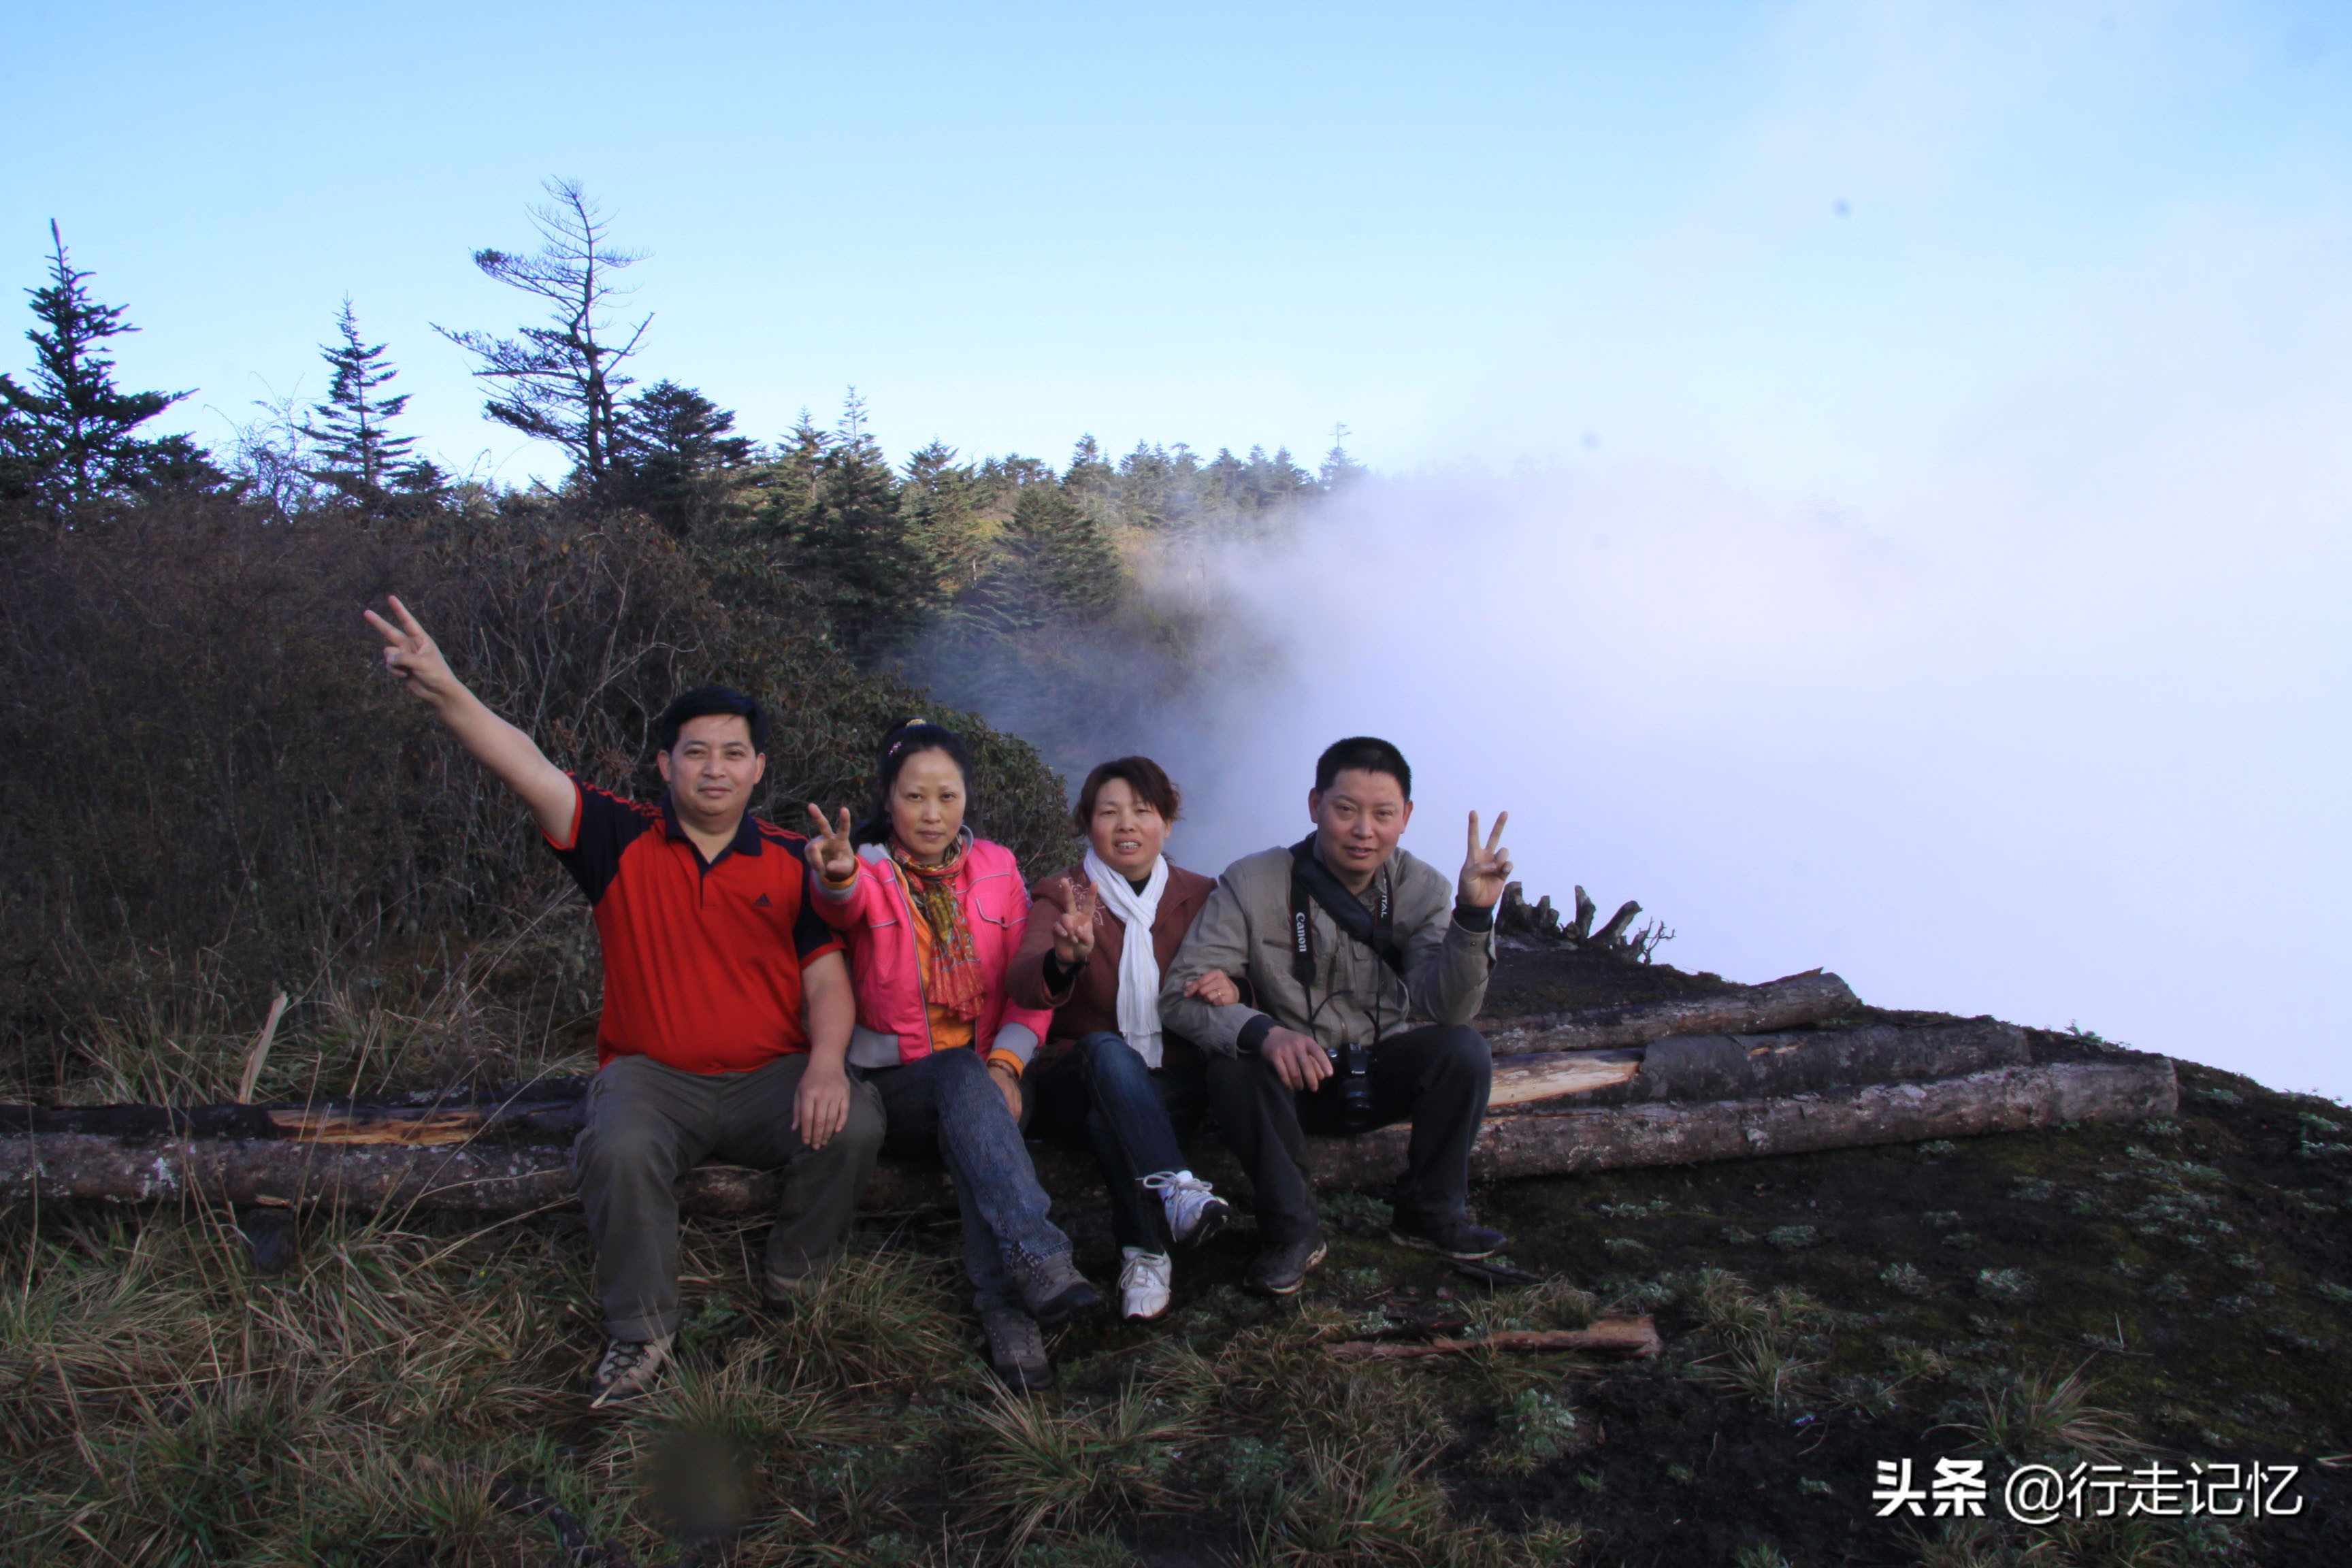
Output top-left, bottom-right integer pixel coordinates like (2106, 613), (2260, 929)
(0, 494), (1071, 1096)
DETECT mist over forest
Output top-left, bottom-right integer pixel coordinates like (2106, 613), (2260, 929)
(0, 184), (1355, 1093)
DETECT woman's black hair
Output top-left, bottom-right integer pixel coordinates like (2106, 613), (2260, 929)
(851, 718), (977, 847)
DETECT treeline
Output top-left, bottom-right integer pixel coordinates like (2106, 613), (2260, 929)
(0, 182), (1352, 1092)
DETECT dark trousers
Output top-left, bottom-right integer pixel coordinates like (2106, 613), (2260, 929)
(1205, 1023), (1490, 1247)
(866, 1047), (1073, 1313)
(1028, 1032), (1209, 1253)
(573, 1051), (885, 1341)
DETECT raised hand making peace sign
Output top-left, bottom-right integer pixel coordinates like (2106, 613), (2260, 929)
(1458, 810), (1513, 910)
(804, 804), (859, 885)
(359, 594), (578, 841)
(1051, 875), (1102, 966)
(363, 594), (461, 708)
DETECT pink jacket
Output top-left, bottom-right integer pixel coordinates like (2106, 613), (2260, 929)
(810, 836), (1053, 1071)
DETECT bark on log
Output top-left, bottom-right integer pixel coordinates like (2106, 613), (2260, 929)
(1558, 1020), (2031, 1108)
(1328, 1316), (1662, 1362)
(1296, 1055), (2179, 1190)
(1482, 971), (1859, 1054)
(0, 1055), (2175, 1217)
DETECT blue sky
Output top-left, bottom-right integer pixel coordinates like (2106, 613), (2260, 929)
(5, 2), (2349, 1095)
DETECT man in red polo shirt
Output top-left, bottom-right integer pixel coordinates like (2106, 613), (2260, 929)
(365, 596), (884, 1405)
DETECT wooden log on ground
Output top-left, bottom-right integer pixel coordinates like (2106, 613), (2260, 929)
(1328, 1316), (1662, 1362)
(1561, 1020), (2031, 1107)
(0, 1054), (2176, 1217)
(1298, 1055), (2180, 1190)
(1482, 970), (1860, 1054)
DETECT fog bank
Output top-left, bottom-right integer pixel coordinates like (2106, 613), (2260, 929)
(1134, 211), (2352, 1102)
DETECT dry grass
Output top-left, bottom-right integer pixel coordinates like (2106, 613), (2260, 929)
(1686, 1267), (1828, 1418)
(0, 1192), (1607, 1567)
(1948, 1361), (2147, 1464)
(960, 1379), (1196, 1548)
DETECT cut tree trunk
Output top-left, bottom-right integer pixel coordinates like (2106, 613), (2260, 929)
(0, 1052), (2176, 1218)
(1482, 971), (1859, 1054)
(1299, 1055), (2179, 1189)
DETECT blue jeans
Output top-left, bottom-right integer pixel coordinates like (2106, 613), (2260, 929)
(1028, 1031), (1207, 1253)
(865, 1047), (1073, 1313)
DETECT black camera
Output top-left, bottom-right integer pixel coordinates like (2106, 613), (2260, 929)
(1320, 1042), (1377, 1131)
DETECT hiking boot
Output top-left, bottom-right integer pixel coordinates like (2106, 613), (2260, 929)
(1117, 1247), (1173, 1321)
(1388, 1213), (1508, 1261)
(1011, 1249), (1103, 1327)
(1141, 1170), (1232, 1247)
(980, 1306), (1054, 1392)
(760, 1270), (813, 1312)
(587, 1333), (673, 1408)
(1244, 1235), (1328, 1297)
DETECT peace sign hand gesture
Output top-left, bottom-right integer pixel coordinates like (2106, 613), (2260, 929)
(1458, 810), (1513, 910)
(361, 595), (460, 710)
(803, 804), (859, 885)
(1052, 876), (1100, 966)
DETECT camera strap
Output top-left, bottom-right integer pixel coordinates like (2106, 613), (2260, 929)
(1287, 836), (1406, 989)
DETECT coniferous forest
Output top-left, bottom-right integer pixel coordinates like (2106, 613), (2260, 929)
(0, 182), (1356, 1096)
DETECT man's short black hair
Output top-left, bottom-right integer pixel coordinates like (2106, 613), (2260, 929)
(1315, 736), (1411, 798)
(657, 687), (769, 754)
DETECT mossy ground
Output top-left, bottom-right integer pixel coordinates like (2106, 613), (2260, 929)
(5, 953), (2349, 1565)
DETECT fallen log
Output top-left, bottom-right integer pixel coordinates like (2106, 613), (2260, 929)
(0, 1017), (2008, 1154)
(1555, 1019), (2031, 1107)
(1307, 1055), (2179, 1189)
(1329, 1316), (1662, 1361)
(0, 1051), (2176, 1217)
(1482, 970), (1859, 1054)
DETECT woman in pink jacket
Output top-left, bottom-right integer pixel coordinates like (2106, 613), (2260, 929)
(805, 719), (1100, 1390)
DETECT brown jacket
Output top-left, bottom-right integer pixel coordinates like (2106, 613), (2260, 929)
(1007, 860), (1216, 1067)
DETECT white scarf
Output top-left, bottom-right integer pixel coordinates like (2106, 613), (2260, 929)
(1080, 847), (1170, 1069)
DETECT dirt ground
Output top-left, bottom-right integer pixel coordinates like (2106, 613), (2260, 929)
(1025, 947), (2352, 1566)
(12, 945), (2350, 1566)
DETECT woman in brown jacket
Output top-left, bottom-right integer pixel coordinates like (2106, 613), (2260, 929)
(1009, 756), (1237, 1320)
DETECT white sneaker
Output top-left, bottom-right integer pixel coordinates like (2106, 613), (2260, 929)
(1118, 1247), (1173, 1321)
(1141, 1170), (1232, 1247)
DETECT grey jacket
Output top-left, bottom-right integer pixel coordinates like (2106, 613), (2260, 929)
(1159, 844), (1494, 1057)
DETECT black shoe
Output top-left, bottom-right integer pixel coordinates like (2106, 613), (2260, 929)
(1389, 1214), (1507, 1261)
(1013, 1250), (1104, 1327)
(1245, 1235), (1328, 1296)
(980, 1307), (1054, 1392)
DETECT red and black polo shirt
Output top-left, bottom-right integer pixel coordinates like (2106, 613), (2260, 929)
(544, 774), (841, 1074)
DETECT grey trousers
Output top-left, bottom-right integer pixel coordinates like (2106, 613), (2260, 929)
(573, 1051), (885, 1341)
(1205, 1023), (1492, 1247)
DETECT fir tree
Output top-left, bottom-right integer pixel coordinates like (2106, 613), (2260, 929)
(788, 390), (936, 663)
(902, 438), (992, 590)
(1319, 423), (1367, 489)
(612, 380), (752, 538)
(432, 179), (648, 492)
(0, 222), (189, 524)
(301, 298), (424, 500)
(1063, 433), (1114, 500)
(964, 481), (1123, 632)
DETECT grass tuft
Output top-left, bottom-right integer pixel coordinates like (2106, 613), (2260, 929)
(960, 1379), (1195, 1548)
(1949, 1361), (2145, 1463)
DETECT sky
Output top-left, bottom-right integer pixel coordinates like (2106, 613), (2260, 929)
(5, 1), (2347, 1096)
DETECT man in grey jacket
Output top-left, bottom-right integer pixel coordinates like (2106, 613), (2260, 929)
(1160, 736), (1513, 1295)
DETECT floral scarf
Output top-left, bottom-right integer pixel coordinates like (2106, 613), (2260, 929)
(889, 831), (988, 1021)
